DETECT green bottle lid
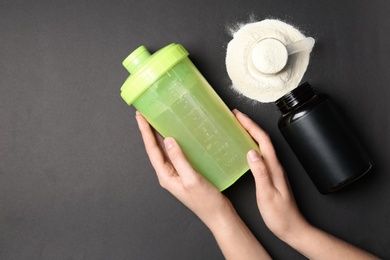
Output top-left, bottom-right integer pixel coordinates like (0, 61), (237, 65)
(120, 43), (189, 105)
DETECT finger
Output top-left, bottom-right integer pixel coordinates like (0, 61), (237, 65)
(164, 137), (200, 186)
(234, 110), (288, 189)
(247, 149), (276, 198)
(135, 112), (176, 181)
(233, 109), (275, 156)
(153, 128), (171, 162)
(233, 109), (280, 169)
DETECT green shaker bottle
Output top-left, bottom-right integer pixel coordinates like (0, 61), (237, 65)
(120, 43), (259, 191)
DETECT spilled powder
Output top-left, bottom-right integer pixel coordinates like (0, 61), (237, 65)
(226, 19), (313, 103)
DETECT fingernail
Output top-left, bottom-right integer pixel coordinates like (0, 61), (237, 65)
(235, 109), (248, 117)
(248, 150), (261, 162)
(135, 110), (141, 116)
(164, 138), (174, 150)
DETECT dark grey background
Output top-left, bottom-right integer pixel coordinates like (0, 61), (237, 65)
(1, 0), (389, 259)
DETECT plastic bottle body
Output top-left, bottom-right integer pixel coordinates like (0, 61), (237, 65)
(127, 49), (259, 191)
(276, 82), (372, 194)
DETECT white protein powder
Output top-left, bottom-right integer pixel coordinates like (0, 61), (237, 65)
(250, 38), (288, 75)
(226, 19), (313, 103)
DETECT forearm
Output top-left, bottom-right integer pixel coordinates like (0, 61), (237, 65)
(207, 205), (271, 260)
(281, 223), (378, 260)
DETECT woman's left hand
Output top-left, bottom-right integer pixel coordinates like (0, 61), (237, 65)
(135, 111), (235, 230)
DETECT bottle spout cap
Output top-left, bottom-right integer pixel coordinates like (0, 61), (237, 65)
(122, 46), (151, 74)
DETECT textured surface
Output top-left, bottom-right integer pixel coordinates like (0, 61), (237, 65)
(1, 0), (389, 259)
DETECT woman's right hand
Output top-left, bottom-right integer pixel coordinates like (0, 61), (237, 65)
(234, 109), (378, 259)
(233, 109), (310, 241)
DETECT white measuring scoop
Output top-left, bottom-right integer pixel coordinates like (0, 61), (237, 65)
(251, 37), (315, 75)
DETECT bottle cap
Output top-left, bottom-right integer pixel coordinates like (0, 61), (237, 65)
(120, 43), (189, 105)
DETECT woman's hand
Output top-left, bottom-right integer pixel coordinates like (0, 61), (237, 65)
(235, 109), (378, 259)
(233, 109), (309, 241)
(135, 111), (234, 229)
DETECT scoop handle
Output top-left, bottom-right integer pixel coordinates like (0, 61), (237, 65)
(286, 37), (315, 55)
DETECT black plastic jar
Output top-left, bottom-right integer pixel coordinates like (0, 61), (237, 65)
(275, 82), (372, 194)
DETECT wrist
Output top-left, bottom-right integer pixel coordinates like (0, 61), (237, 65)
(277, 217), (313, 245)
(279, 222), (317, 259)
(205, 201), (240, 235)
(205, 201), (272, 260)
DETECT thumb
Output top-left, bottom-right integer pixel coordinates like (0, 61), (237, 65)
(247, 150), (274, 195)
